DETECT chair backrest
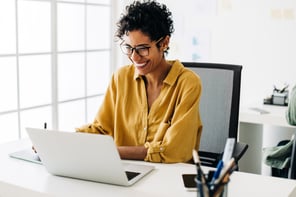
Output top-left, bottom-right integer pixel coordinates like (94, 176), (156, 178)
(183, 62), (243, 166)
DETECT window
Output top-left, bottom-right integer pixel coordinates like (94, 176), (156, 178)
(0, 0), (112, 143)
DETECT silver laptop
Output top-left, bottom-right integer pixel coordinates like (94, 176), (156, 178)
(23, 127), (154, 186)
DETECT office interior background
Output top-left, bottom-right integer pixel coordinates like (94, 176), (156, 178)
(0, 0), (296, 144)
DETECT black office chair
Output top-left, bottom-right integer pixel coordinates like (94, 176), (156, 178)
(183, 62), (248, 168)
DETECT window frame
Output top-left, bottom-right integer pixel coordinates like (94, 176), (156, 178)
(0, 0), (117, 143)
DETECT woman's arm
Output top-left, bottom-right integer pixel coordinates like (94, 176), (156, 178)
(117, 146), (148, 160)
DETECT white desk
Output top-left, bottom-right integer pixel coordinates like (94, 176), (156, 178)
(239, 104), (296, 175)
(0, 140), (296, 197)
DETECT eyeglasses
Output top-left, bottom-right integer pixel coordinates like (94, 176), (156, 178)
(120, 37), (163, 57)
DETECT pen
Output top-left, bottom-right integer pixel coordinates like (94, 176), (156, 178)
(280, 84), (289, 93)
(32, 122), (47, 159)
(35, 122), (47, 161)
(192, 149), (200, 165)
(214, 158), (236, 185)
(192, 149), (206, 182)
(192, 149), (206, 197)
(210, 160), (224, 185)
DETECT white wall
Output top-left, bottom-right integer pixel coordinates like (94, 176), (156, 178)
(116, 0), (296, 107)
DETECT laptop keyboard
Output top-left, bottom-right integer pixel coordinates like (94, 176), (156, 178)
(125, 171), (140, 181)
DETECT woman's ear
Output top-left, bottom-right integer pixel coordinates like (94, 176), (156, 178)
(161, 35), (170, 52)
(162, 35), (170, 49)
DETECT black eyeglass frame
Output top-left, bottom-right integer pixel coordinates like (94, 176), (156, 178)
(120, 37), (164, 57)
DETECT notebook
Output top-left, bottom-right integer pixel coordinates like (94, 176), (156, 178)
(18, 127), (154, 186)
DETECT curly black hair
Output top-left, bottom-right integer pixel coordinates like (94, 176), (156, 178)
(116, 0), (174, 43)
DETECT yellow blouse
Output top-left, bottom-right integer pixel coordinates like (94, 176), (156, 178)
(77, 60), (202, 163)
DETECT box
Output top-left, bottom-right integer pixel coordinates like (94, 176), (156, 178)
(272, 91), (288, 106)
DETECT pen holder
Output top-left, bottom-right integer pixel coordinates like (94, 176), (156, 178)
(196, 171), (229, 197)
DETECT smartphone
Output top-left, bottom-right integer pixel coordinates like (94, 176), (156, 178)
(182, 174), (197, 191)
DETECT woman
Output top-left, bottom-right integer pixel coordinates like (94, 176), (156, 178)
(77, 0), (202, 163)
